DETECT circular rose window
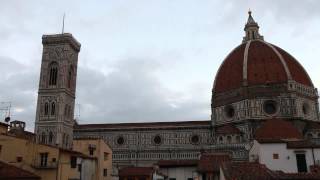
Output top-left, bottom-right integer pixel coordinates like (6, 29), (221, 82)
(153, 135), (162, 145)
(190, 134), (200, 144)
(116, 136), (125, 145)
(263, 100), (278, 115)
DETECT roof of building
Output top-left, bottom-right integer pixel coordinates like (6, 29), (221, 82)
(306, 122), (320, 130)
(198, 153), (231, 173)
(274, 171), (320, 180)
(221, 162), (276, 180)
(213, 13), (312, 93)
(216, 124), (241, 135)
(8, 130), (35, 140)
(75, 120), (211, 130)
(0, 160), (41, 179)
(255, 118), (303, 140)
(221, 162), (320, 180)
(119, 167), (155, 177)
(286, 140), (320, 149)
(157, 160), (198, 167)
(0, 122), (8, 128)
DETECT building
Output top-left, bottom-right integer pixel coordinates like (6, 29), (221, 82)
(219, 162), (320, 180)
(0, 120), (112, 180)
(67, 11), (320, 169)
(73, 138), (113, 180)
(249, 118), (320, 173)
(34, 33), (81, 150)
(118, 166), (166, 180)
(0, 160), (40, 180)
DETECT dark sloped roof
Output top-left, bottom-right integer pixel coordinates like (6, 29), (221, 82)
(255, 118), (303, 140)
(306, 122), (320, 130)
(286, 140), (320, 149)
(221, 162), (276, 180)
(157, 160), (198, 167)
(0, 160), (40, 179)
(119, 167), (154, 177)
(75, 120), (211, 130)
(222, 162), (320, 180)
(198, 153), (231, 173)
(0, 122), (8, 128)
(216, 124), (241, 135)
(275, 170), (320, 180)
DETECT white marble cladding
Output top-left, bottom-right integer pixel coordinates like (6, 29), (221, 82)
(288, 81), (318, 97)
(213, 95), (319, 125)
(74, 129), (214, 150)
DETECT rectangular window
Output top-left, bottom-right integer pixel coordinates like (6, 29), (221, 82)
(0, 145), (2, 155)
(17, 156), (23, 162)
(104, 152), (109, 161)
(169, 178), (176, 180)
(187, 178), (193, 180)
(273, 153), (279, 159)
(40, 153), (48, 167)
(89, 148), (94, 155)
(296, 153), (307, 172)
(70, 156), (77, 168)
(103, 168), (108, 176)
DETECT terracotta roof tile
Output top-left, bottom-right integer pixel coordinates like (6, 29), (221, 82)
(197, 153), (230, 173)
(222, 162), (276, 180)
(247, 41), (287, 86)
(275, 46), (313, 87)
(275, 171), (320, 180)
(213, 40), (313, 93)
(214, 43), (246, 93)
(0, 160), (40, 179)
(222, 162), (320, 180)
(255, 118), (303, 140)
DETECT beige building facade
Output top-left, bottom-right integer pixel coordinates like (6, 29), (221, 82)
(0, 122), (112, 180)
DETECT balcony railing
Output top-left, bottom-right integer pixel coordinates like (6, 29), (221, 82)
(32, 159), (58, 169)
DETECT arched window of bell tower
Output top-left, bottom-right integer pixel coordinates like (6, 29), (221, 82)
(44, 102), (49, 115)
(51, 102), (56, 116)
(67, 65), (74, 89)
(48, 62), (58, 86)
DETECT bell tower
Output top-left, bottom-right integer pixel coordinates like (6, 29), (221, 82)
(35, 33), (81, 149)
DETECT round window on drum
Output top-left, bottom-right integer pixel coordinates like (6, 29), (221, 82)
(190, 134), (200, 144)
(263, 100), (278, 115)
(116, 136), (125, 145)
(153, 135), (162, 145)
(224, 105), (235, 119)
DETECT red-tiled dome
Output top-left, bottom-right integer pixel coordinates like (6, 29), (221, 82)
(213, 12), (313, 93)
(213, 40), (313, 93)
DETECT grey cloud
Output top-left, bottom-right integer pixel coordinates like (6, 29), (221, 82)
(0, 56), (210, 131)
(76, 58), (210, 124)
(0, 57), (38, 131)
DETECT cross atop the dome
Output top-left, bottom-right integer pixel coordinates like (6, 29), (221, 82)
(242, 10), (264, 43)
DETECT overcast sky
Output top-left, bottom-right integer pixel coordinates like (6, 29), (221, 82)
(1, 0), (320, 131)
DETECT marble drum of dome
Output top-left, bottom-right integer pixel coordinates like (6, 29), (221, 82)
(211, 11), (319, 125)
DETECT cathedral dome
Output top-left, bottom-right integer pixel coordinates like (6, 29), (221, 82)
(213, 12), (313, 94)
